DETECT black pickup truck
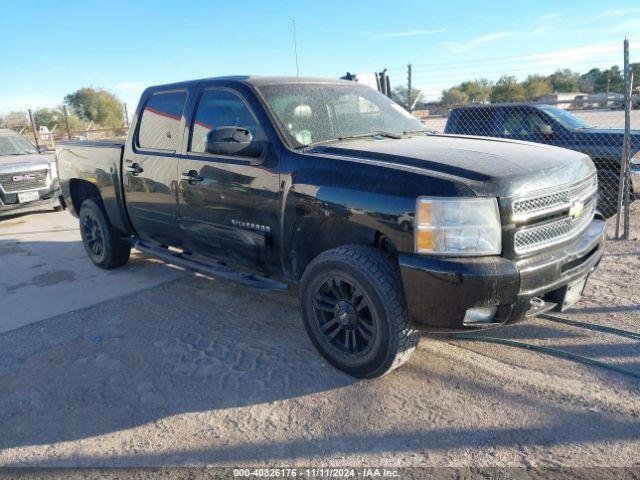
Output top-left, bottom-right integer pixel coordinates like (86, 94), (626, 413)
(58, 76), (605, 377)
(444, 104), (640, 217)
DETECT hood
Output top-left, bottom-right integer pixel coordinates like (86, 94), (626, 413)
(0, 153), (51, 172)
(575, 128), (640, 147)
(315, 134), (596, 197)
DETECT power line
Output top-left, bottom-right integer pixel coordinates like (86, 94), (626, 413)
(384, 44), (638, 74)
(409, 59), (622, 83)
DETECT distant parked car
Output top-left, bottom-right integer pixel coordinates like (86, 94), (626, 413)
(444, 104), (640, 217)
(0, 129), (63, 218)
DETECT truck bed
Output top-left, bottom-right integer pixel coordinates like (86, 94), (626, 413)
(56, 139), (130, 234)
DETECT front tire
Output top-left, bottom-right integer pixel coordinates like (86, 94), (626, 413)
(299, 245), (419, 378)
(79, 199), (130, 269)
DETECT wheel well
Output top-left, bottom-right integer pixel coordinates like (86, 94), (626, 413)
(290, 218), (399, 279)
(69, 179), (103, 214)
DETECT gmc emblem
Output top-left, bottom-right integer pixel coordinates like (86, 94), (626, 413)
(12, 173), (36, 182)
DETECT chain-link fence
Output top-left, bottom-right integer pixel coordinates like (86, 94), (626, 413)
(1, 104), (130, 152)
(418, 97), (639, 219)
(401, 40), (639, 232)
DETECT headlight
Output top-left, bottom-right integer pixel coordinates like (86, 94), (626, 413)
(49, 160), (58, 180)
(414, 197), (501, 256)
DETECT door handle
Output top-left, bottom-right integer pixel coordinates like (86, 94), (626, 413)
(126, 163), (144, 176)
(181, 170), (204, 184)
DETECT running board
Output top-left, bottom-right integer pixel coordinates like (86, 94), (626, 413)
(133, 241), (288, 291)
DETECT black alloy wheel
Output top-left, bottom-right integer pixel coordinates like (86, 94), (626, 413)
(78, 199), (130, 269)
(313, 276), (376, 356)
(82, 210), (105, 259)
(299, 245), (419, 378)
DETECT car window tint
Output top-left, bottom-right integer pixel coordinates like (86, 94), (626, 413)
(190, 89), (258, 154)
(502, 110), (550, 137)
(456, 109), (496, 135)
(138, 91), (187, 150)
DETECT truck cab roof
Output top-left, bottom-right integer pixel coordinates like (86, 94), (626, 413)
(144, 75), (354, 92)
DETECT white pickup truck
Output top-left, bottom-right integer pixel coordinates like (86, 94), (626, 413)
(0, 129), (63, 217)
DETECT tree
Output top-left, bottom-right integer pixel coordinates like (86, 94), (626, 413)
(490, 76), (526, 103)
(603, 66), (624, 93)
(631, 63), (640, 91)
(458, 79), (493, 103)
(33, 107), (65, 131)
(441, 88), (469, 107)
(0, 111), (28, 129)
(33, 106), (87, 131)
(579, 68), (602, 94)
(549, 69), (580, 92)
(64, 88), (125, 127)
(522, 75), (552, 100)
(391, 85), (421, 110)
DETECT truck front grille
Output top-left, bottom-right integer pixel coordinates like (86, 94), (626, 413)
(0, 170), (48, 192)
(512, 175), (597, 220)
(512, 175), (597, 254)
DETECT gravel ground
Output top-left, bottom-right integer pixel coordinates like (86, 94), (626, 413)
(0, 207), (638, 468)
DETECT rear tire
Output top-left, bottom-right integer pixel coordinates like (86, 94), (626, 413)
(299, 245), (419, 378)
(79, 199), (130, 269)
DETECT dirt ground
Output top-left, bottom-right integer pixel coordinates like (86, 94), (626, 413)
(0, 206), (638, 469)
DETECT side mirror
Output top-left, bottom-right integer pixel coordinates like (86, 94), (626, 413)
(534, 124), (553, 135)
(205, 127), (264, 158)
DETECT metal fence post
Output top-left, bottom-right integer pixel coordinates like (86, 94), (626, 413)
(28, 109), (39, 148)
(623, 70), (633, 238)
(63, 106), (72, 141)
(615, 39), (631, 239)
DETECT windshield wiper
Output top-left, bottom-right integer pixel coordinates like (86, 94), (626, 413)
(403, 128), (434, 135)
(296, 131), (405, 150)
(337, 131), (403, 140)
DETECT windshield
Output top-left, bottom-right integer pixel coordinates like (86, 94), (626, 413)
(538, 106), (591, 130)
(257, 82), (426, 147)
(0, 132), (38, 155)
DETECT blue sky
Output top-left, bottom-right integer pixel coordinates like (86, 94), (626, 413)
(1, 0), (639, 113)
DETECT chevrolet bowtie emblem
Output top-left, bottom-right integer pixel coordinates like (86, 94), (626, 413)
(569, 200), (584, 219)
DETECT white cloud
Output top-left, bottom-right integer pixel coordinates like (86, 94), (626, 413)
(599, 7), (640, 17)
(0, 95), (61, 114)
(443, 32), (514, 54)
(515, 42), (638, 67)
(606, 16), (640, 35)
(539, 12), (560, 21)
(380, 28), (446, 38)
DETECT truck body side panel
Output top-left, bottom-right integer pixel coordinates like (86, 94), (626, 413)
(279, 150), (474, 278)
(57, 140), (132, 234)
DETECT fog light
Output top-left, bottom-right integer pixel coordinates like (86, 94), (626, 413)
(463, 306), (497, 326)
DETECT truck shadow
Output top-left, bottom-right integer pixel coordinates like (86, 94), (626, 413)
(0, 239), (638, 461)
(0, 241), (355, 449)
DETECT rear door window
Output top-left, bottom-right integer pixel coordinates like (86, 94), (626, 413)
(456, 109), (496, 136)
(501, 109), (551, 138)
(138, 91), (187, 151)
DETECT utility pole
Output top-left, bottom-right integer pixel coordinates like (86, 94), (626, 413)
(124, 103), (130, 128)
(407, 63), (412, 112)
(63, 106), (72, 141)
(28, 109), (39, 148)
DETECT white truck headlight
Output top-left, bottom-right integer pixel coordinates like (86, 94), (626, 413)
(49, 160), (58, 180)
(415, 197), (501, 256)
